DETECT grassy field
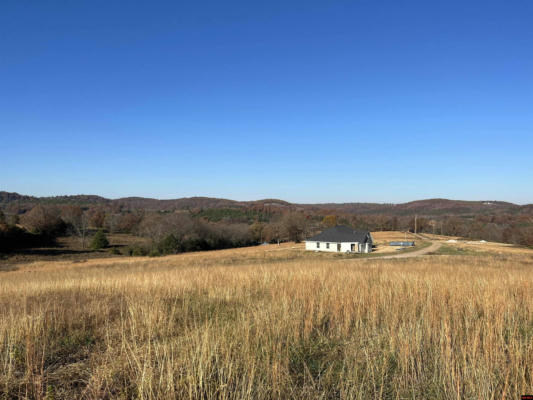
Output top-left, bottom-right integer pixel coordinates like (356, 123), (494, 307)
(0, 234), (151, 266)
(0, 240), (532, 399)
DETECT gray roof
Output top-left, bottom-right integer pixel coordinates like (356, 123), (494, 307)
(306, 225), (372, 243)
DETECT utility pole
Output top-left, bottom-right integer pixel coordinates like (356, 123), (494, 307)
(414, 214), (417, 235)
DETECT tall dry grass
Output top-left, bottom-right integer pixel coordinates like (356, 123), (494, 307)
(0, 249), (532, 399)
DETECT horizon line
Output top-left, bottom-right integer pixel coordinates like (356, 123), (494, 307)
(1, 190), (531, 206)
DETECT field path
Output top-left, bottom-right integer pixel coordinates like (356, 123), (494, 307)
(378, 241), (441, 259)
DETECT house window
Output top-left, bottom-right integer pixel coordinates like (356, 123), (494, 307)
(326, 243), (330, 249)
(316, 242), (320, 249)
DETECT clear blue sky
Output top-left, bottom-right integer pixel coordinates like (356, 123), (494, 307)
(1, 1), (532, 204)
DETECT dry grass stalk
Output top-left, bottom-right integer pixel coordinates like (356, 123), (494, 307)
(0, 246), (532, 399)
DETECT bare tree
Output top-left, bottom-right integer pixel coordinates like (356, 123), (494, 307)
(264, 221), (284, 245)
(104, 213), (121, 233)
(61, 205), (90, 248)
(138, 212), (194, 244)
(116, 211), (144, 233)
(138, 213), (167, 244)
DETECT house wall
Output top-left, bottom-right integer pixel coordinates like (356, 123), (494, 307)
(305, 241), (318, 251)
(359, 242), (372, 253)
(340, 242), (356, 252)
(305, 241), (361, 253)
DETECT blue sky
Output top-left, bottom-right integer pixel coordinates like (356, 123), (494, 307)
(1, 1), (532, 203)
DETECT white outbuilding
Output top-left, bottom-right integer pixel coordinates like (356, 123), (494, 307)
(305, 225), (373, 253)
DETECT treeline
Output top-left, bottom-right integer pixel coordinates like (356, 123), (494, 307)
(345, 214), (533, 246)
(0, 207), (63, 252)
(0, 225), (56, 252)
(1, 204), (533, 255)
(137, 213), (255, 255)
(0, 205), (312, 254)
(135, 212), (311, 255)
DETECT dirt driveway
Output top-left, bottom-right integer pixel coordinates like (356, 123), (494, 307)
(378, 241), (442, 259)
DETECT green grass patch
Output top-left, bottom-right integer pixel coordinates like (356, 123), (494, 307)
(429, 245), (485, 256)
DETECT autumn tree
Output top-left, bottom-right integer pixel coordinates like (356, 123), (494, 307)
(264, 221), (284, 245)
(105, 211), (144, 233)
(442, 216), (465, 236)
(281, 212), (308, 243)
(502, 226), (514, 243)
(350, 215), (369, 230)
(117, 211), (144, 233)
(322, 215), (338, 228)
(374, 215), (391, 231)
(468, 220), (486, 240)
(250, 221), (265, 243)
(21, 205), (63, 236)
(520, 227), (533, 247)
(88, 208), (106, 229)
(138, 212), (194, 244)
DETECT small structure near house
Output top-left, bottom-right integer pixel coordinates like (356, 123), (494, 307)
(305, 225), (373, 253)
(389, 241), (415, 247)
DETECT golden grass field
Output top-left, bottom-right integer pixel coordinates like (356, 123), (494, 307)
(1, 234), (532, 399)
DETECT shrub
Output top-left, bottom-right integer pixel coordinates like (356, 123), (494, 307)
(125, 245), (147, 257)
(158, 234), (180, 255)
(90, 230), (109, 250)
(148, 249), (161, 257)
(109, 247), (121, 255)
(131, 247), (146, 256)
(0, 225), (56, 252)
(20, 205), (65, 236)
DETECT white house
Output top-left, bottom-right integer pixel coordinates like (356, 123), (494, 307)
(305, 225), (373, 253)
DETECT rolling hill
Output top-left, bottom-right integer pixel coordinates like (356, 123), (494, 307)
(1, 191), (530, 217)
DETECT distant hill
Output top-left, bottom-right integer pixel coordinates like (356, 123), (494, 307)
(299, 198), (523, 216)
(0, 191), (530, 216)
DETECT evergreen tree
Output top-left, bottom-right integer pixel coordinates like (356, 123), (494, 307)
(91, 229), (109, 249)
